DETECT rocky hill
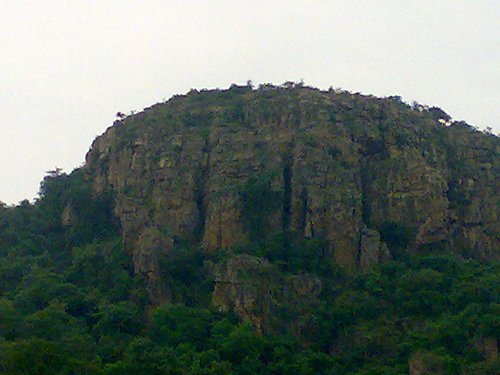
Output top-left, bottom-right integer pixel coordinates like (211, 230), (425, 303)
(1, 83), (499, 373)
(84, 84), (499, 305)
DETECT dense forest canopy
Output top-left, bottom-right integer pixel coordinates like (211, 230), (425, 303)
(1, 84), (498, 374)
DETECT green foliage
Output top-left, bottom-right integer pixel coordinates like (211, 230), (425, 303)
(0, 338), (99, 375)
(150, 304), (213, 350)
(93, 302), (143, 337)
(158, 245), (214, 306)
(238, 173), (281, 240)
(378, 221), (414, 258)
(0, 298), (23, 339)
(65, 238), (133, 303)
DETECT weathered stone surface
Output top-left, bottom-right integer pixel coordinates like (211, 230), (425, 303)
(84, 87), (499, 304)
(362, 146), (450, 246)
(61, 204), (77, 227)
(210, 254), (322, 334)
(359, 225), (391, 270)
(474, 336), (498, 363)
(135, 227), (173, 304)
(408, 351), (444, 375)
(287, 274), (322, 297)
(211, 255), (279, 333)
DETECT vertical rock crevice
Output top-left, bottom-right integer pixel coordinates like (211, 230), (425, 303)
(359, 159), (372, 227)
(300, 187), (311, 238)
(282, 158), (292, 232)
(194, 137), (211, 242)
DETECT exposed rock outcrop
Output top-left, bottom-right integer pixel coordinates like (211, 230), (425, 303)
(210, 254), (322, 334)
(359, 225), (391, 270)
(409, 351), (444, 374)
(211, 255), (278, 333)
(474, 336), (498, 363)
(84, 86), (499, 304)
(61, 204), (77, 227)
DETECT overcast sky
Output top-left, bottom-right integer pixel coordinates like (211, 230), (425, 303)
(1, 1), (499, 204)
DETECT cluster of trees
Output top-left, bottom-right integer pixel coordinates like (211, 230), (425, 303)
(0, 170), (498, 374)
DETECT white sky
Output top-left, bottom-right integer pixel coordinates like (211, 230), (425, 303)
(1, 0), (499, 204)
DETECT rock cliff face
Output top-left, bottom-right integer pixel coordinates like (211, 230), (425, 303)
(85, 85), (499, 304)
(209, 254), (322, 336)
(409, 351), (444, 374)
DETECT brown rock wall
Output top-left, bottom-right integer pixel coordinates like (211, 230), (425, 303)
(84, 87), (499, 303)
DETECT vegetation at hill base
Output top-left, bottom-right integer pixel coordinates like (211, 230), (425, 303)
(0, 168), (497, 374)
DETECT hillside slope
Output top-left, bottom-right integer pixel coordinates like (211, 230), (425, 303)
(1, 84), (498, 374)
(85, 84), (499, 304)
